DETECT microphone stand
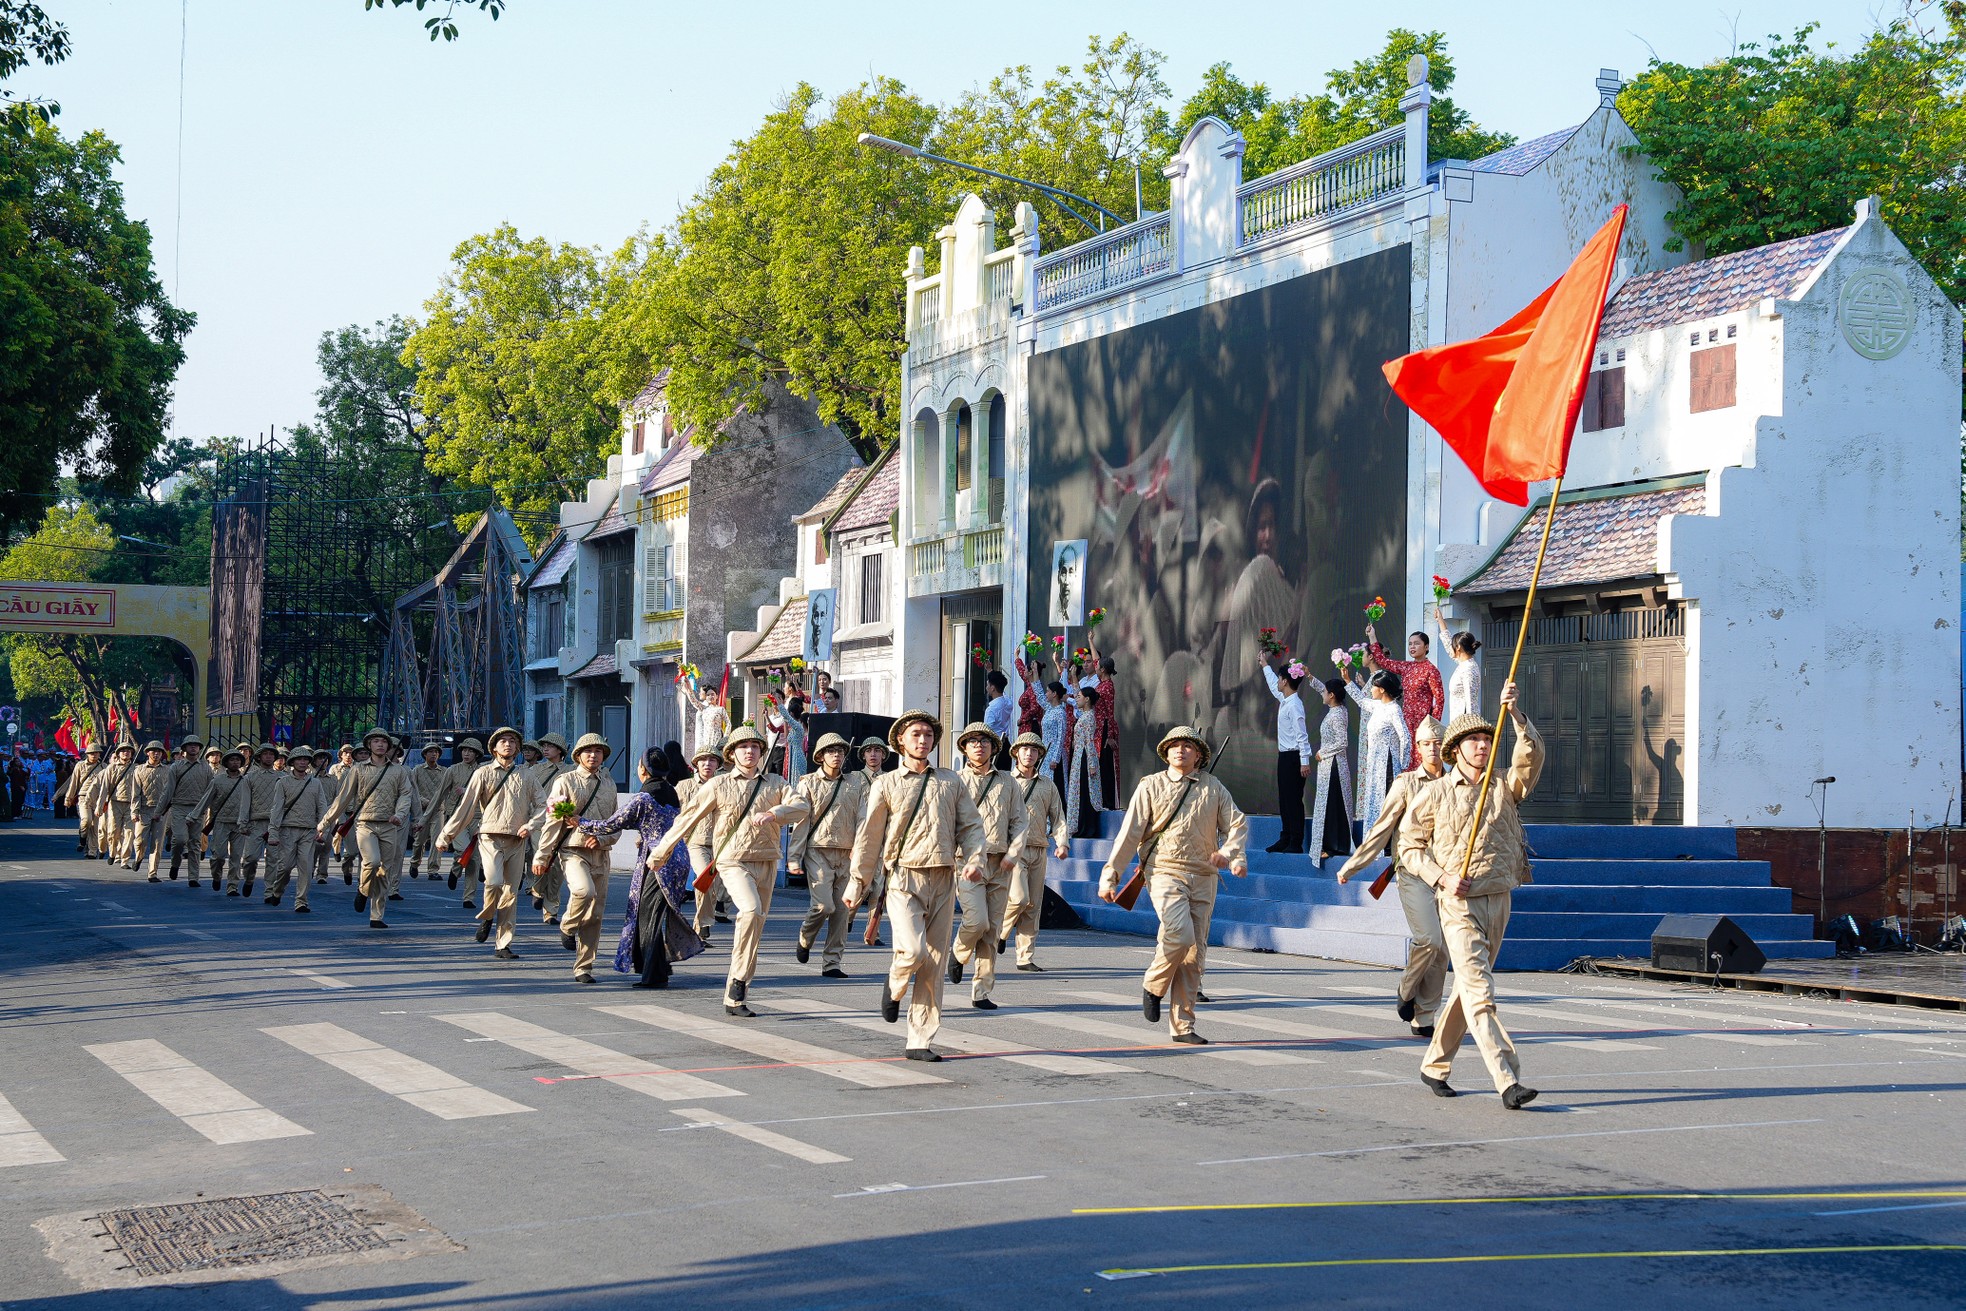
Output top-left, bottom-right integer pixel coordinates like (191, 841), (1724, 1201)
(1811, 778), (1832, 939)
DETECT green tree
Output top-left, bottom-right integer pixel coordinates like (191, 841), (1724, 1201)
(1, 0), (69, 127)
(404, 227), (623, 536)
(361, 0), (503, 43)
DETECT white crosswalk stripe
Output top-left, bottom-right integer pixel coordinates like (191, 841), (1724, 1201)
(1203, 988), (1667, 1052)
(1062, 989), (1358, 1047)
(86, 1039), (311, 1144)
(433, 1012), (743, 1101)
(265, 1022), (534, 1119)
(669, 1106), (850, 1164)
(594, 1003), (948, 1088)
(0, 1092), (63, 1168)
(753, 996), (1135, 1076)
(990, 1005), (1321, 1071)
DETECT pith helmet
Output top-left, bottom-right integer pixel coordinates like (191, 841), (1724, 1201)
(255, 741), (278, 757)
(143, 739), (165, 754)
(810, 732), (851, 762)
(571, 732), (612, 762)
(204, 746), (222, 759)
(421, 741), (444, 757)
(362, 727), (392, 748)
(291, 744), (313, 757)
(222, 745), (247, 765)
(1011, 731), (1046, 753)
(859, 737), (889, 755)
(721, 724), (767, 762)
(84, 743), (103, 756)
(232, 741), (254, 759)
(456, 736), (485, 756)
(311, 746), (331, 759)
(887, 710), (943, 752)
(690, 743), (724, 767)
(954, 722), (1000, 755)
(1441, 712), (1496, 762)
(179, 735), (204, 750)
(338, 742), (356, 755)
(1155, 724), (1211, 766)
(487, 725), (523, 750)
(521, 738), (540, 752)
(537, 732), (569, 753)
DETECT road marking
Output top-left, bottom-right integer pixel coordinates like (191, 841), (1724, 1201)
(265, 1023), (532, 1119)
(1863, 1031), (1963, 1046)
(1095, 1243), (1966, 1279)
(95, 900), (134, 913)
(176, 928), (219, 940)
(1813, 1199), (1966, 1217)
(1074, 1187), (1966, 1215)
(1538, 1038), (1662, 1052)
(594, 1003), (947, 1088)
(1683, 1033), (1813, 1048)
(669, 1106), (847, 1164)
(85, 1039), (311, 1144)
(1197, 1117), (1823, 1166)
(1064, 989), (1358, 1047)
(1574, 998), (1817, 1030)
(755, 996), (1134, 1076)
(287, 969), (351, 990)
(0, 1092), (64, 1168)
(434, 1012), (743, 1101)
(834, 1174), (1045, 1199)
(998, 1007), (1321, 1070)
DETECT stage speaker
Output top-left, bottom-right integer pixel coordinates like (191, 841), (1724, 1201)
(1039, 886), (1084, 931)
(1650, 914), (1766, 975)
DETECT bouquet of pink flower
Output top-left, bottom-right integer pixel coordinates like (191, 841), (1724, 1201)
(1285, 659), (1310, 682)
(1349, 643), (1369, 669)
(766, 667), (785, 688)
(1330, 647), (1350, 669)
(1364, 595), (1387, 624)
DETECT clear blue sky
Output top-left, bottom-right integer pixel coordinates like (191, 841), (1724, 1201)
(23, 0), (1881, 445)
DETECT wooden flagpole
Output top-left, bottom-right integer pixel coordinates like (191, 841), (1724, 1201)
(1454, 473), (1565, 885)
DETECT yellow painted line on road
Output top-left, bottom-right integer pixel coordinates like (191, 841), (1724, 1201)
(1075, 1188), (1966, 1215)
(1096, 1243), (1966, 1279)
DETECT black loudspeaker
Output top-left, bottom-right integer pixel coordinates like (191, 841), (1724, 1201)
(1651, 914), (1766, 975)
(1039, 886), (1084, 930)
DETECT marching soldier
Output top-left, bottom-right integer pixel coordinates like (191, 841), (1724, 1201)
(857, 737), (889, 786)
(379, 736), (414, 903)
(1337, 715), (1449, 1038)
(131, 741), (172, 882)
(646, 725), (807, 1016)
(317, 727), (412, 930)
(408, 742), (448, 878)
(1396, 684), (1544, 1108)
(65, 743), (103, 856)
(948, 723), (1028, 1010)
(193, 746), (253, 890)
(333, 741), (363, 883)
(788, 732), (866, 979)
(844, 711), (985, 1062)
(679, 744), (726, 941)
(195, 746), (223, 872)
(1099, 725), (1249, 1044)
(103, 740), (139, 869)
(155, 738), (212, 883)
(1003, 731), (1070, 972)
(528, 732), (572, 923)
(310, 746), (335, 883)
(266, 747), (326, 912)
(438, 726), (545, 959)
(439, 736), (485, 905)
(532, 732), (617, 984)
(236, 742), (284, 898)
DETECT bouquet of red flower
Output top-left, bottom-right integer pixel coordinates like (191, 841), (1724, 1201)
(1071, 646), (1092, 666)
(1431, 575), (1452, 603)
(1364, 596), (1387, 624)
(1020, 631), (1045, 659)
(1258, 627), (1287, 658)
(970, 643), (992, 669)
(1086, 607), (1108, 628)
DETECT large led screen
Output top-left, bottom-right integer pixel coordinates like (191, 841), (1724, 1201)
(1026, 244), (1411, 810)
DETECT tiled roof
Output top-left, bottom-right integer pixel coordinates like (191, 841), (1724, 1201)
(630, 370), (670, 411)
(830, 452), (900, 535)
(568, 651), (618, 680)
(1459, 482), (1706, 595)
(528, 534), (576, 589)
(1598, 227), (1846, 340)
(586, 493), (634, 540)
(736, 597), (807, 664)
(798, 462), (868, 522)
(1471, 127), (1575, 176)
(640, 437), (699, 494)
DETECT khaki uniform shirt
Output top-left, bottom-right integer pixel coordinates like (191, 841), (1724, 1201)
(437, 760), (546, 845)
(790, 768), (868, 858)
(243, 765), (284, 823)
(1099, 769), (1249, 893)
(653, 768), (806, 869)
(133, 762), (172, 819)
(164, 758), (213, 811)
(436, 760), (480, 834)
(1398, 718), (1545, 897)
(1015, 772), (1069, 864)
(1336, 767), (1444, 884)
(107, 761), (140, 806)
(848, 765), (985, 897)
(410, 763), (448, 824)
(79, 766), (110, 815)
(319, 761), (414, 834)
(194, 772), (253, 828)
(527, 758), (570, 795)
(960, 765), (1029, 858)
(539, 766), (619, 856)
(64, 758), (97, 805)
(270, 773), (326, 831)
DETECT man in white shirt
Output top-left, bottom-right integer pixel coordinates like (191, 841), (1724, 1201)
(982, 670), (1016, 766)
(1262, 658), (1313, 854)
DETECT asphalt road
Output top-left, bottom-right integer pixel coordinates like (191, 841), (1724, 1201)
(1, 814), (1963, 1309)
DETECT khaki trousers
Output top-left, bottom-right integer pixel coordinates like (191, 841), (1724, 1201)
(107, 801), (135, 865)
(953, 860), (1012, 1000)
(138, 814), (170, 877)
(690, 843), (721, 936)
(266, 828), (315, 908)
(1397, 873), (1449, 1026)
(720, 858), (776, 1000)
(354, 821), (393, 923)
(797, 846), (853, 969)
(534, 852), (564, 921)
(1143, 867), (1218, 1037)
(208, 821), (246, 888)
(408, 822), (436, 875)
(885, 866), (955, 1049)
(236, 820), (270, 882)
(313, 829), (332, 882)
(475, 832), (527, 950)
(382, 824), (407, 897)
(78, 810), (99, 857)
(165, 806), (199, 875)
(1004, 854), (1047, 966)
(1422, 890), (1522, 1094)
(455, 823), (482, 906)
(560, 847), (611, 976)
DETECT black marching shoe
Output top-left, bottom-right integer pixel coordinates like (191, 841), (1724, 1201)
(997, 938), (1008, 954)
(353, 893), (366, 913)
(448, 869), (459, 889)
(493, 947), (519, 960)
(574, 972), (595, 986)
(188, 878), (201, 888)
(295, 905), (311, 914)
(475, 920), (492, 943)
(263, 895), (278, 905)
(1397, 995), (1417, 1024)
(369, 919), (388, 930)
(388, 893), (403, 901)
(560, 930), (576, 952)
(344, 868), (354, 885)
(461, 900), (475, 910)
(545, 913), (559, 925)
(1171, 1033), (1209, 1045)
(227, 888), (240, 897)
(904, 1048), (942, 1063)
(147, 874), (161, 884)
(1016, 962), (1045, 972)
(725, 1002), (755, 1018)
(948, 955), (964, 985)
(1196, 992), (1212, 1003)
(728, 979), (747, 1002)
(1422, 1074), (1458, 1098)
(1501, 1084), (1539, 1110)
(880, 986), (900, 1023)
(971, 997), (998, 1011)
(1142, 990), (1163, 1024)
(1411, 1025), (1436, 1040)
(821, 967), (848, 979)
(795, 942), (810, 964)
(532, 895), (544, 911)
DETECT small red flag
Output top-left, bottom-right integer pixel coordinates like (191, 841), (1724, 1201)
(1383, 205), (1627, 505)
(716, 663), (731, 708)
(55, 718), (78, 756)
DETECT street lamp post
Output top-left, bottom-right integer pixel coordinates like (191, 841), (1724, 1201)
(856, 133), (1126, 235)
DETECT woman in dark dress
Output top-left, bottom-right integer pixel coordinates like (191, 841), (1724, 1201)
(579, 748), (705, 988)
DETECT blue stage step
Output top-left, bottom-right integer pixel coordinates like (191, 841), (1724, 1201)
(1046, 809), (1831, 971)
